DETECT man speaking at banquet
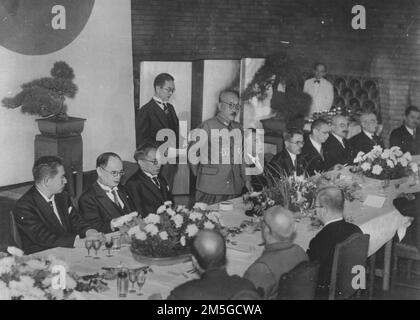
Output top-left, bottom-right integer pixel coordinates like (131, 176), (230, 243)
(13, 156), (102, 254)
(135, 73), (180, 189)
(78, 152), (136, 233)
(190, 90), (252, 205)
(167, 229), (258, 300)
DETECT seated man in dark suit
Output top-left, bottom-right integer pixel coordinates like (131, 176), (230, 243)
(269, 128), (307, 177)
(125, 143), (173, 218)
(167, 230), (258, 300)
(244, 206), (308, 299)
(301, 119), (330, 176)
(349, 111), (384, 160)
(324, 115), (353, 170)
(13, 156), (102, 254)
(78, 153), (136, 233)
(389, 105), (420, 155)
(307, 186), (362, 299)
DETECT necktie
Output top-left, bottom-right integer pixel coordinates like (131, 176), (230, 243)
(152, 176), (161, 189)
(111, 189), (122, 209)
(48, 200), (63, 226)
(163, 103), (170, 115)
(319, 146), (324, 160)
(413, 128), (416, 138)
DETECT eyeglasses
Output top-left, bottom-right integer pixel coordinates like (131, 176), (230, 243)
(142, 159), (160, 166)
(290, 141), (304, 147)
(101, 167), (125, 177)
(221, 101), (241, 110)
(161, 87), (175, 93)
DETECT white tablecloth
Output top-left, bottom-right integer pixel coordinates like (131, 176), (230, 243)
(36, 170), (420, 300)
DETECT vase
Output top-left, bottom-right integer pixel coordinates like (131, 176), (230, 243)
(36, 116), (86, 137)
(130, 247), (192, 266)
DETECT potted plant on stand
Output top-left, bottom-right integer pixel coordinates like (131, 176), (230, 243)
(2, 61), (85, 197)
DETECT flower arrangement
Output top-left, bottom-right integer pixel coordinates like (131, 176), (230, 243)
(284, 175), (318, 214)
(129, 201), (224, 258)
(243, 191), (276, 217)
(0, 249), (86, 300)
(354, 146), (418, 180)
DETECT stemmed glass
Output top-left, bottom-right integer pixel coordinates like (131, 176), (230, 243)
(92, 239), (102, 259)
(105, 238), (114, 257)
(128, 269), (138, 293)
(85, 239), (93, 258)
(136, 271), (146, 296)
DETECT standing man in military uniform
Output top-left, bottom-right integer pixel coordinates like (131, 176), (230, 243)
(189, 90), (253, 205)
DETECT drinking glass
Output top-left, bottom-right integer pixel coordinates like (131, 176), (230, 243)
(112, 235), (121, 251)
(105, 238), (114, 257)
(85, 239), (93, 258)
(136, 271), (146, 296)
(128, 269), (138, 293)
(92, 239), (102, 259)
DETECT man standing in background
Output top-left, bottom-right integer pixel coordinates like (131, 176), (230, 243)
(135, 73), (180, 190)
(304, 63), (334, 116)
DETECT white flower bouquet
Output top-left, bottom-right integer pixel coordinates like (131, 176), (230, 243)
(354, 146), (418, 180)
(129, 201), (224, 258)
(0, 252), (85, 300)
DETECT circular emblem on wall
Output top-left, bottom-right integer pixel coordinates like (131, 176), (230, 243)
(0, 0), (95, 55)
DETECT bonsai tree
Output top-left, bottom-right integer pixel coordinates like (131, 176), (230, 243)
(2, 61), (78, 120)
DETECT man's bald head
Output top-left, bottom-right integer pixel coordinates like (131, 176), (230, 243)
(218, 90), (240, 122)
(263, 206), (296, 242)
(316, 186), (345, 213)
(331, 115), (349, 138)
(191, 230), (226, 271)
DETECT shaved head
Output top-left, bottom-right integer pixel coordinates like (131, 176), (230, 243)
(263, 206), (296, 242)
(191, 230), (226, 271)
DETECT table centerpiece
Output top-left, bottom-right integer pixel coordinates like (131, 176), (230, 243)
(353, 145), (418, 180)
(129, 202), (224, 266)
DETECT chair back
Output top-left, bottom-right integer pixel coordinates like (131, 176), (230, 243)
(9, 211), (22, 250)
(277, 260), (320, 300)
(121, 161), (138, 185)
(329, 233), (370, 300)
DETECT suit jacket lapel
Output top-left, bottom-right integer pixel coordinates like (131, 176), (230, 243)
(32, 188), (66, 232)
(117, 188), (131, 214)
(283, 150), (295, 173)
(137, 170), (164, 202)
(150, 99), (169, 129)
(93, 183), (124, 219)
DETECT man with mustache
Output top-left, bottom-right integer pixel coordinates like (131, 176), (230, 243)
(323, 115), (353, 170)
(190, 90), (252, 205)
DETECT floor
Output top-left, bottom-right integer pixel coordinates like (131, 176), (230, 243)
(1, 182), (419, 299)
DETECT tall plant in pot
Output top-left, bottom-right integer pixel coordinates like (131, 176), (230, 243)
(2, 61), (85, 136)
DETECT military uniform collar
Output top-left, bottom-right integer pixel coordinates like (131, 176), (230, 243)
(216, 113), (231, 127)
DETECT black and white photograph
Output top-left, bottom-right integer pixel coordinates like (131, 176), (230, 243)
(0, 0), (420, 305)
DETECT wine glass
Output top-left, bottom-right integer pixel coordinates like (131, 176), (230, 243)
(128, 269), (138, 293)
(105, 238), (114, 257)
(85, 239), (93, 258)
(92, 239), (102, 259)
(136, 271), (146, 296)
(112, 235), (121, 251)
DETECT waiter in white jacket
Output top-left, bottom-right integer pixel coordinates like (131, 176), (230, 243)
(303, 62), (334, 116)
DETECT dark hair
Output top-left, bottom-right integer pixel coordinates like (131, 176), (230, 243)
(191, 230), (226, 270)
(284, 128), (304, 142)
(317, 186), (345, 212)
(134, 142), (158, 161)
(96, 152), (121, 168)
(405, 105), (420, 117)
(313, 62), (326, 71)
(311, 118), (329, 133)
(153, 73), (174, 89)
(32, 156), (64, 184)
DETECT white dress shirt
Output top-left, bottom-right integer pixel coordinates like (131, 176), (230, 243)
(143, 171), (161, 188)
(309, 136), (323, 155)
(363, 130), (374, 140)
(36, 188), (63, 226)
(303, 77), (334, 115)
(332, 132), (346, 148)
(153, 96), (166, 110)
(405, 126), (415, 136)
(97, 181), (124, 209)
(287, 149), (297, 167)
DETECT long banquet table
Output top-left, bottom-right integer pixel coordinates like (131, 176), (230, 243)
(36, 162), (420, 300)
